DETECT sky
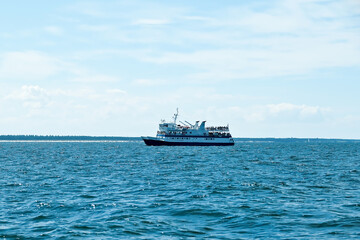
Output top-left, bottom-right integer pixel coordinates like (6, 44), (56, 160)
(0, 0), (359, 138)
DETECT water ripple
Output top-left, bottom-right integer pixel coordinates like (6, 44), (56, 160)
(0, 141), (359, 239)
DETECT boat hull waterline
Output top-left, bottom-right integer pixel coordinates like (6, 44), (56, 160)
(142, 137), (235, 146)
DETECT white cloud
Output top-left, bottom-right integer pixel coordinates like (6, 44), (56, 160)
(132, 78), (167, 86)
(6, 85), (48, 101)
(68, 2), (106, 18)
(44, 26), (63, 36)
(138, 33), (359, 81)
(203, 103), (330, 124)
(72, 74), (119, 83)
(267, 103), (321, 117)
(182, 16), (214, 22)
(5, 85), (51, 109)
(0, 0), (358, 137)
(78, 24), (113, 32)
(252, 103), (329, 122)
(107, 89), (127, 94)
(0, 51), (61, 80)
(121, 0), (359, 82)
(133, 19), (170, 25)
(0, 51), (120, 84)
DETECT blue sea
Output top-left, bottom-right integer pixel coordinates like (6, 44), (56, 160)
(1, 140), (359, 239)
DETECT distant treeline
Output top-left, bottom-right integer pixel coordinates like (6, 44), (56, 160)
(0, 135), (358, 142)
(0, 135), (139, 141)
(236, 138), (360, 143)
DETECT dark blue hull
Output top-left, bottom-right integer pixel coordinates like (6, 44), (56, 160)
(143, 138), (235, 146)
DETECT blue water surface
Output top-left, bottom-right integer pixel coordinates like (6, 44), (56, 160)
(0, 140), (359, 239)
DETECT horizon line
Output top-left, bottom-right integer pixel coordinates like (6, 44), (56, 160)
(0, 135), (359, 141)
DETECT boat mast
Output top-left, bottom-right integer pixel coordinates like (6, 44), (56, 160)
(173, 108), (179, 124)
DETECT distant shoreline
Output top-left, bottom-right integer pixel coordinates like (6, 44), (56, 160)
(0, 135), (137, 141)
(0, 135), (358, 142)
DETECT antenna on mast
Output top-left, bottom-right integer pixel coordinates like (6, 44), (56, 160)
(173, 108), (179, 124)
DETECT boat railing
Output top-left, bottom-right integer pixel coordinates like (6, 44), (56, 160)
(206, 126), (229, 132)
(208, 132), (232, 137)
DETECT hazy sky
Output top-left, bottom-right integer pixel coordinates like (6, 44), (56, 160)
(1, 0), (359, 138)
